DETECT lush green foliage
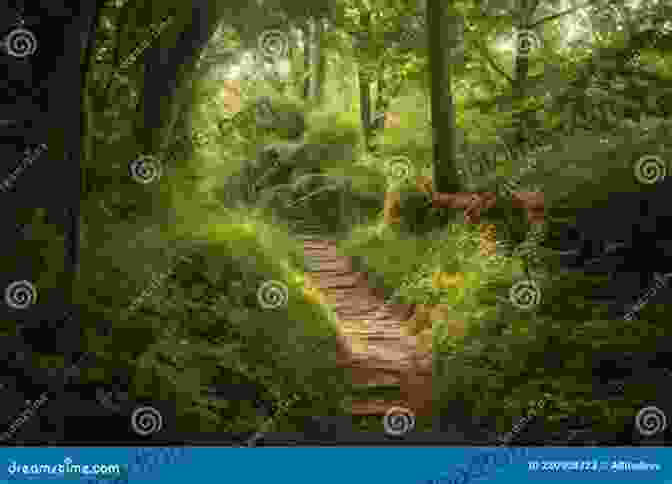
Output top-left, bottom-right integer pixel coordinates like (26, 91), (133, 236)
(15, 0), (672, 441)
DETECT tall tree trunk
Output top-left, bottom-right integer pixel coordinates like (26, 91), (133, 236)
(373, 63), (389, 132)
(359, 65), (372, 150)
(309, 17), (325, 105)
(512, 0), (538, 157)
(81, 0), (106, 200)
(358, 11), (373, 149)
(42, 0), (102, 298)
(302, 21), (311, 99)
(427, 0), (461, 193)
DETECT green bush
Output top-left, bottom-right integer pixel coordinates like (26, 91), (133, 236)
(72, 207), (351, 435)
(254, 94), (307, 141)
(304, 110), (361, 168)
(374, 92), (433, 172)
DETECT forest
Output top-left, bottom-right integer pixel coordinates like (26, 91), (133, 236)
(1, 0), (672, 445)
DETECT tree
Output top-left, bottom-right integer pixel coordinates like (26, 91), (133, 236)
(309, 17), (327, 105)
(426, 0), (461, 193)
(357, 11), (373, 148)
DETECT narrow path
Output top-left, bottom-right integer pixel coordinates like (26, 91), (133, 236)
(301, 238), (432, 417)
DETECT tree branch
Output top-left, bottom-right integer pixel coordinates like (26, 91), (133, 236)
(529, 0), (603, 29)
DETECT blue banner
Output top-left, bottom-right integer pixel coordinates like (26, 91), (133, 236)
(0, 447), (669, 484)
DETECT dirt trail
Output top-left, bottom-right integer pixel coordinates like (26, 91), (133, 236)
(302, 238), (432, 417)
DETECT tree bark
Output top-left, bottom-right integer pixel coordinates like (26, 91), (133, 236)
(512, 0), (539, 155)
(358, 11), (373, 149)
(309, 17), (325, 104)
(302, 21), (311, 99)
(81, 0), (106, 200)
(426, 0), (461, 193)
(373, 63), (389, 132)
(42, 0), (102, 296)
(359, 66), (372, 149)
(140, 1), (223, 156)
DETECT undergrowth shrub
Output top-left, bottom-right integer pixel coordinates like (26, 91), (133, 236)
(304, 109), (361, 169)
(73, 206), (351, 435)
